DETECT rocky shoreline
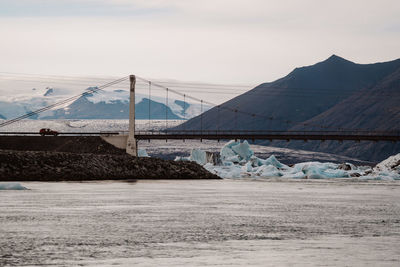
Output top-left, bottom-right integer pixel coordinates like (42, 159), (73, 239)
(0, 136), (219, 181)
(0, 149), (219, 181)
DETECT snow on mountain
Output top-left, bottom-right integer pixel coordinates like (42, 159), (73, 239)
(86, 89), (129, 104)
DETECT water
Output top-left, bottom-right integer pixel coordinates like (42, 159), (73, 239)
(1, 179), (399, 266)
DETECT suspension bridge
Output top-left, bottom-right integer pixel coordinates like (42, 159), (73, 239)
(0, 74), (399, 156)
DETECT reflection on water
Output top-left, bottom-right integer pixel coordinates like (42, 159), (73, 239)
(0, 179), (399, 266)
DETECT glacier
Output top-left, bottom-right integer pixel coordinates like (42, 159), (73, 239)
(176, 140), (400, 180)
(0, 83), (211, 120)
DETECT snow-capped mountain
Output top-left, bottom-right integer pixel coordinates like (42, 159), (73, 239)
(0, 87), (211, 120)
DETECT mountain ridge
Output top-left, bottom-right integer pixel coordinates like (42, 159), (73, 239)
(177, 55), (400, 162)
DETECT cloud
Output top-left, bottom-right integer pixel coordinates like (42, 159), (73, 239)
(0, 0), (398, 87)
(0, 0), (174, 17)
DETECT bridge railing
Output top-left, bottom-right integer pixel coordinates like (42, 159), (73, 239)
(133, 129), (400, 137)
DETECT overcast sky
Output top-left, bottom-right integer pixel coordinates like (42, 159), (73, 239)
(0, 0), (399, 84)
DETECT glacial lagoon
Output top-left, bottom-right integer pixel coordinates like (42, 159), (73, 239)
(1, 179), (399, 266)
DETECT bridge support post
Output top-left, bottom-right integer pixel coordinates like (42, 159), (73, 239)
(126, 75), (137, 156)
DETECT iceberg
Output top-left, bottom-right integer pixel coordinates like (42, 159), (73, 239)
(258, 155), (289, 169)
(373, 153), (400, 173)
(0, 182), (28, 190)
(220, 140), (240, 161)
(138, 149), (149, 157)
(299, 162), (350, 179)
(190, 149), (207, 165)
(254, 165), (282, 177)
(231, 140), (254, 161)
(360, 153), (400, 180)
(175, 140), (400, 180)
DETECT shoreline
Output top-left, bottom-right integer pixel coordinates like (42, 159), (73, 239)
(0, 136), (220, 181)
(0, 149), (220, 181)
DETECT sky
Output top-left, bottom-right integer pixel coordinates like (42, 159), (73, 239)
(0, 0), (399, 85)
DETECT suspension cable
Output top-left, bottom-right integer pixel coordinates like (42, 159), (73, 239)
(148, 81), (151, 130)
(165, 88), (169, 132)
(0, 76), (129, 128)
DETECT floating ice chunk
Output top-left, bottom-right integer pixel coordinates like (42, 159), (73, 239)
(225, 155), (240, 164)
(299, 162), (350, 179)
(281, 171), (306, 179)
(190, 149), (207, 165)
(231, 140), (254, 161)
(220, 140), (239, 161)
(374, 153), (400, 173)
(205, 164), (242, 179)
(138, 149), (149, 157)
(259, 155), (289, 169)
(254, 165), (282, 177)
(0, 182), (28, 190)
(359, 153), (400, 180)
(368, 171), (400, 180)
(249, 155), (262, 167)
(174, 156), (190, 161)
(241, 162), (253, 172)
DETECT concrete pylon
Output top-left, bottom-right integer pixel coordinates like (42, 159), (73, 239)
(126, 75), (137, 156)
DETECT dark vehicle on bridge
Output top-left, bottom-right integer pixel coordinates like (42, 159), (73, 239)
(39, 128), (59, 136)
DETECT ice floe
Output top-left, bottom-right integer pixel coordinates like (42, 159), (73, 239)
(0, 182), (28, 190)
(176, 140), (400, 180)
(138, 149), (150, 158)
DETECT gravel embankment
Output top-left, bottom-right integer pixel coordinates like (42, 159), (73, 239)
(0, 149), (219, 181)
(0, 136), (219, 180)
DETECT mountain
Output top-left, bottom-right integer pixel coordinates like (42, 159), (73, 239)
(177, 55), (400, 162)
(0, 87), (210, 121)
(177, 55), (400, 131)
(295, 66), (400, 131)
(43, 95), (181, 120)
(282, 66), (400, 161)
(0, 99), (49, 120)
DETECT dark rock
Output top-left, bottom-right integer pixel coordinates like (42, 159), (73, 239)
(338, 163), (352, 171)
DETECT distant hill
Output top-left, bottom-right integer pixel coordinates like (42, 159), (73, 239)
(176, 55), (400, 162)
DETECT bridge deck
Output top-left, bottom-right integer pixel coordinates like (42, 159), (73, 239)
(135, 134), (400, 142)
(0, 131), (399, 142)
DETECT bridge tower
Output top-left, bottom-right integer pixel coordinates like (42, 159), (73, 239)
(126, 75), (137, 156)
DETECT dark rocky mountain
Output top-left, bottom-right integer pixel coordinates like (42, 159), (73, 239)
(280, 66), (400, 162)
(297, 67), (400, 131)
(177, 55), (400, 162)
